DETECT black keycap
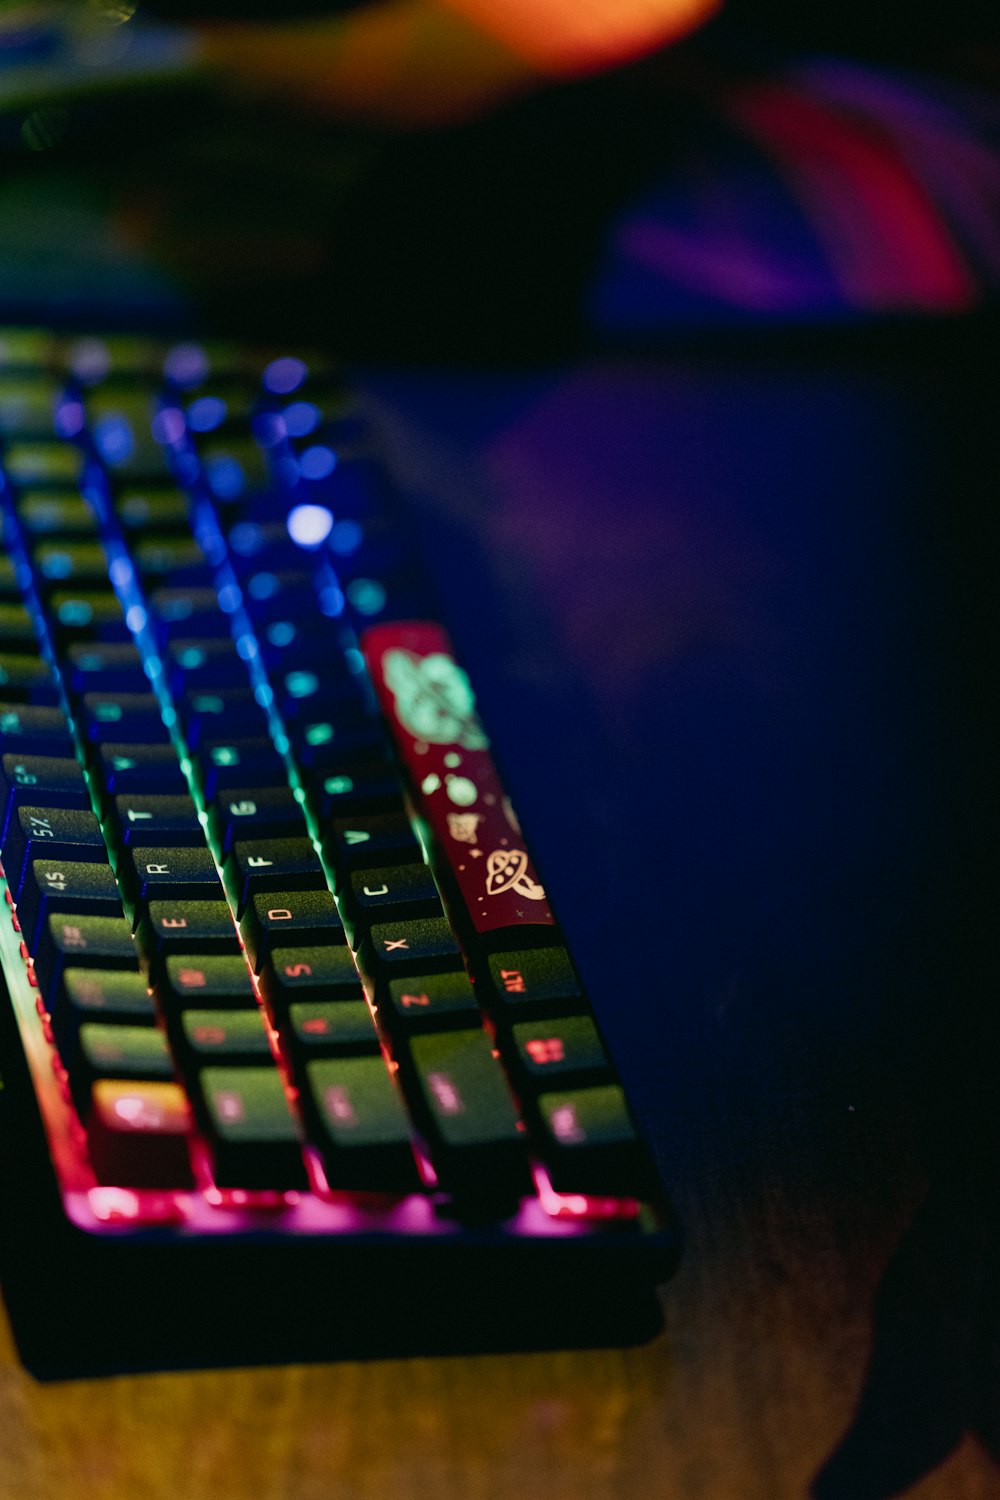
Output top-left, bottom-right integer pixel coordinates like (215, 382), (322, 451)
(209, 784), (306, 854)
(481, 948), (582, 1019)
(0, 601), (41, 651)
(71, 1023), (175, 1109)
(225, 836), (326, 917)
(55, 968), (158, 1033)
(82, 692), (169, 745)
(2, 804), (105, 897)
(0, 654), (60, 707)
(0, 753), (89, 833)
(96, 742), (188, 796)
(534, 1086), (648, 1197)
(31, 542), (110, 594)
(382, 971), (482, 1034)
(259, 944), (361, 1014)
(357, 917), (462, 984)
(117, 487), (190, 534)
(307, 761), (402, 821)
(293, 722), (385, 772)
(16, 857), (124, 952)
(3, 441), (83, 486)
(343, 863), (442, 937)
(197, 738), (287, 802)
(33, 912), (140, 1008)
(404, 1029), (528, 1198)
(166, 637), (244, 693)
(328, 812), (421, 872)
(123, 845), (225, 907)
(0, 702), (75, 758)
(112, 793), (203, 847)
(137, 899), (238, 961)
(50, 967), (158, 1058)
(303, 1055), (417, 1190)
(67, 641), (148, 694)
(157, 953), (256, 1011)
(50, 590), (130, 644)
(286, 1000), (379, 1061)
(149, 588), (232, 644)
(197, 1064), (306, 1188)
(16, 491), (97, 539)
(133, 536), (213, 589)
(179, 1008), (272, 1064)
(182, 688), (269, 749)
(239, 887), (345, 972)
(85, 1079), (194, 1188)
(0, 554), (20, 601)
(507, 1016), (611, 1091)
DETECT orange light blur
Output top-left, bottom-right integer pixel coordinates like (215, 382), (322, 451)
(441, 0), (722, 74)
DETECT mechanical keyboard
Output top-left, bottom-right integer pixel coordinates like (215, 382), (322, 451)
(0, 327), (678, 1375)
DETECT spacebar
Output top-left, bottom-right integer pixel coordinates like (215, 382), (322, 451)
(361, 621), (555, 943)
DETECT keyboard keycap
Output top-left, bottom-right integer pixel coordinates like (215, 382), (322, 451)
(535, 1086), (647, 1197)
(0, 753), (89, 833)
(259, 945), (361, 1013)
(16, 857), (124, 952)
(303, 1055), (417, 1190)
(123, 845), (225, 907)
(180, 1008), (272, 1064)
(0, 654), (60, 707)
(112, 794), (203, 847)
(358, 917), (462, 983)
(2, 804), (106, 897)
(382, 971), (482, 1034)
(0, 702), (75, 758)
(482, 948), (582, 1019)
(507, 1016), (612, 1090)
(225, 837), (326, 918)
(137, 899), (238, 961)
(86, 1079), (193, 1188)
(158, 953), (256, 1011)
(198, 1065), (306, 1188)
(239, 887), (345, 972)
(286, 1000), (379, 1060)
(404, 1029), (528, 1198)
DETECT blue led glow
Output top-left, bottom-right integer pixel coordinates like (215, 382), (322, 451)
(57, 599), (93, 626)
(344, 648), (365, 676)
(282, 401), (320, 438)
(319, 586), (345, 618)
(236, 634), (259, 661)
(125, 605), (148, 632)
(217, 582), (242, 614)
(55, 400), (85, 438)
(247, 572), (278, 600)
(287, 503), (334, 549)
(285, 670), (319, 700)
(299, 445), (337, 482)
(109, 557), (134, 589)
(263, 356), (308, 395)
(346, 578), (386, 616)
(252, 412), (285, 449)
(187, 396), (228, 433)
(205, 455), (245, 500)
(330, 519), (363, 556)
(229, 522), (263, 557)
(254, 683), (274, 709)
(152, 407), (185, 446)
(40, 552), (72, 580)
(164, 343), (210, 387)
(94, 415), (135, 466)
(266, 621), (296, 647)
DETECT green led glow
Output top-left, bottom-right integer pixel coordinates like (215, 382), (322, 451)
(304, 722), (334, 747)
(324, 775), (354, 796)
(285, 670), (319, 699)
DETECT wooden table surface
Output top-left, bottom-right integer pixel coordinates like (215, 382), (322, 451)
(2, 350), (999, 1500)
